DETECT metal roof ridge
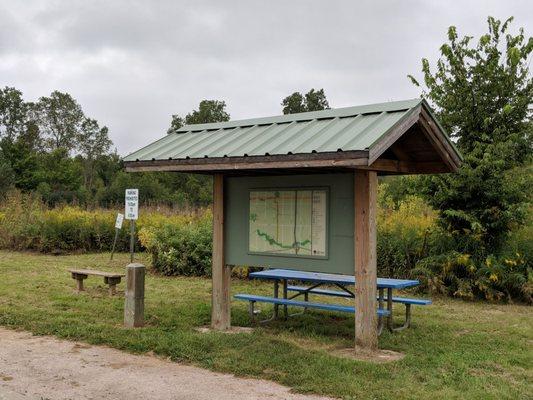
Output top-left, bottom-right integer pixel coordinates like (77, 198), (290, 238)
(176, 98), (422, 133)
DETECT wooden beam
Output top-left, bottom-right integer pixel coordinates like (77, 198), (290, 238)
(367, 106), (421, 165)
(418, 108), (461, 170)
(354, 170), (378, 350)
(390, 143), (412, 161)
(360, 159), (450, 174)
(124, 151), (369, 173)
(211, 174), (231, 330)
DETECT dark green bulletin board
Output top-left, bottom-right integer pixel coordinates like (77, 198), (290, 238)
(224, 173), (355, 274)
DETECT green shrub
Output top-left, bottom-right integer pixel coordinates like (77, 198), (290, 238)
(377, 191), (436, 277)
(412, 251), (531, 303)
(139, 212), (212, 276)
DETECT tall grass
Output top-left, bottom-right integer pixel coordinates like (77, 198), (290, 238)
(0, 191), (205, 253)
(0, 190), (530, 302)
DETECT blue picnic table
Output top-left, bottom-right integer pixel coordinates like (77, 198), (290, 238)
(235, 268), (430, 332)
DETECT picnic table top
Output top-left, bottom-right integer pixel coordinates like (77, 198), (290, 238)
(249, 269), (419, 289)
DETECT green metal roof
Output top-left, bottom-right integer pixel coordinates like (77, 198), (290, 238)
(124, 98), (432, 162)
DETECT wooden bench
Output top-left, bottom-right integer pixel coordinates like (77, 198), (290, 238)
(286, 285), (431, 330)
(69, 269), (125, 295)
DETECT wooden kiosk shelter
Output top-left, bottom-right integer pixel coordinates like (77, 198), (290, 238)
(124, 98), (462, 350)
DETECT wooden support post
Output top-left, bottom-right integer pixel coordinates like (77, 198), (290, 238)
(211, 173), (231, 330)
(105, 276), (122, 296)
(76, 277), (85, 292)
(124, 263), (145, 328)
(72, 273), (87, 292)
(354, 170), (378, 350)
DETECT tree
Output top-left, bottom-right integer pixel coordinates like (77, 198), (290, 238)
(281, 92), (306, 114)
(167, 100), (230, 134)
(0, 87), (27, 141)
(0, 147), (15, 197)
(305, 89), (330, 112)
(282, 88), (330, 114)
(167, 115), (184, 134)
(35, 148), (84, 205)
(77, 118), (112, 191)
(409, 17), (532, 253)
(35, 91), (84, 152)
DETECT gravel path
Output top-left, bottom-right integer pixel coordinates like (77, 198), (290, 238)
(0, 327), (333, 400)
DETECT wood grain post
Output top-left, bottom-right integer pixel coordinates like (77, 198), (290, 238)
(211, 173), (231, 330)
(354, 170), (378, 350)
(124, 263), (145, 328)
(71, 273), (87, 292)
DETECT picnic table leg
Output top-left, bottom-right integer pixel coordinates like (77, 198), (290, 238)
(392, 304), (412, 332)
(282, 279), (288, 319)
(378, 288), (384, 335)
(386, 288), (393, 331)
(248, 301), (257, 323)
(273, 281), (279, 319)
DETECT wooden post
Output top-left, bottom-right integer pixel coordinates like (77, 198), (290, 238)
(72, 272), (87, 292)
(76, 277), (85, 292)
(211, 173), (231, 330)
(354, 170), (378, 350)
(124, 263), (145, 328)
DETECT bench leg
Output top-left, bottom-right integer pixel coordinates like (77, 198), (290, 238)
(386, 288), (394, 332)
(104, 277), (122, 296)
(71, 273), (88, 292)
(392, 304), (412, 332)
(248, 301), (256, 323)
(273, 281), (279, 319)
(282, 279), (288, 320)
(378, 288), (384, 336)
(377, 317), (384, 336)
(248, 300), (279, 325)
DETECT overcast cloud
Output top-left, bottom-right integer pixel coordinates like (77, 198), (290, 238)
(1, 0), (531, 155)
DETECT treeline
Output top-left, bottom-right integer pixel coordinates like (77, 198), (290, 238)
(0, 87), (329, 207)
(0, 88), (217, 207)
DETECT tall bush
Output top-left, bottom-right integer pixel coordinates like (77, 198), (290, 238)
(377, 187), (436, 277)
(138, 211), (212, 276)
(409, 17), (532, 254)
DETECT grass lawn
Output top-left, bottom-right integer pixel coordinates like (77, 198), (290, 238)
(0, 250), (531, 399)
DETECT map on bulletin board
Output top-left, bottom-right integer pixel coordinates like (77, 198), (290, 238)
(249, 189), (327, 257)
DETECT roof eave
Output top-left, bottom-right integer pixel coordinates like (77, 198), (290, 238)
(124, 150), (370, 173)
(367, 100), (462, 173)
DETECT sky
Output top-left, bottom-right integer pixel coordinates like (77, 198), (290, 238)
(1, 1), (531, 156)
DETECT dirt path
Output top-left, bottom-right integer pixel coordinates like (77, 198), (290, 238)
(0, 327), (333, 400)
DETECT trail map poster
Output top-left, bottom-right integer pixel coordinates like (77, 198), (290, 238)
(249, 189), (327, 257)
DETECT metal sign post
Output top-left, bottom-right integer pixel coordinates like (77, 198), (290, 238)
(110, 213), (124, 260)
(125, 189), (139, 263)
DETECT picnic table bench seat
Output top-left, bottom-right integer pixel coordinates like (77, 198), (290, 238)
(235, 293), (390, 333)
(286, 285), (431, 330)
(69, 269), (125, 296)
(235, 294), (391, 316)
(287, 285), (432, 305)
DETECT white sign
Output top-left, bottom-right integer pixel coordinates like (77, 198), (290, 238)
(115, 213), (124, 229)
(125, 189), (139, 220)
